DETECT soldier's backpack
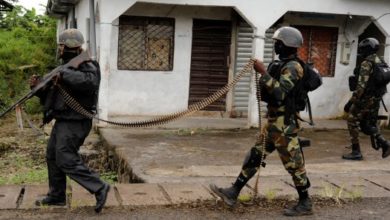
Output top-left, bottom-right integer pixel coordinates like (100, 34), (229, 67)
(368, 60), (390, 97)
(263, 58), (322, 125)
(349, 59), (390, 108)
(289, 58), (323, 125)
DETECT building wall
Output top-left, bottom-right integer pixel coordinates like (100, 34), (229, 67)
(108, 5), (232, 115)
(65, 0), (390, 125)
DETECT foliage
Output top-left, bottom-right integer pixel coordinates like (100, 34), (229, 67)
(0, 5), (56, 113)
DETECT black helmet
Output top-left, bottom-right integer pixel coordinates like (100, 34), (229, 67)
(358, 38), (379, 57)
(272, 26), (303, 48)
(58, 28), (85, 48)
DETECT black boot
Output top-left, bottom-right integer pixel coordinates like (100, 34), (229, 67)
(284, 184), (313, 216)
(342, 143), (363, 160)
(382, 143), (390, 159)
(35, 196), (66, 206)
(209, 184), (240, 206)
(284, 197), (313, 216)
(376, 135), (390, 158)
(95, 183), (110, 213)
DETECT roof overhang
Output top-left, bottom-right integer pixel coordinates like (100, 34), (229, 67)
(0, 0), (14, 12)
(46, 0), (80, 18)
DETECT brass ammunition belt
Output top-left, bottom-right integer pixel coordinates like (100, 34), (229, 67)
(58, 59), (255, 127)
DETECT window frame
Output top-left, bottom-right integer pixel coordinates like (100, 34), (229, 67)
(117, 15), (175, 71)
(294, 25), (338, 77)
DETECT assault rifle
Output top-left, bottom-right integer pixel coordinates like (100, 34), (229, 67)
(0, 51), (91, 118)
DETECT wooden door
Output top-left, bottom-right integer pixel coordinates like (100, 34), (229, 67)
(188, 19), (232, 111)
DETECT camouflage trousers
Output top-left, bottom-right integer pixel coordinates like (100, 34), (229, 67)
(240, 114), (309, 187)
(347, 99), (380, 144)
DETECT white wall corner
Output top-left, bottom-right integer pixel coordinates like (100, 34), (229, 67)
(247, 27), (266, 127)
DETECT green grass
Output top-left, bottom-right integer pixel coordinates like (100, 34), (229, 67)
(100, 171), (118, 184)
(0, 168), (48, 185)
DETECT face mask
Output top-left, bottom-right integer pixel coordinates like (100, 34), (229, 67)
(58, 45), (78, 63)
(274, 40), (284, 55)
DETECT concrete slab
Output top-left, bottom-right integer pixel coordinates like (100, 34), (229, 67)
(326, 176), (390, 198)
(70, 183), (119, 208)
(160, 183), (214, 204)
(365, 175), (390, 191)
(106, 116), (248, 129)
(247, 177), (297, 199)
(116, 183), (170, 206)
(307, 177), (334, 197)
(19, 185), (66, 210)
(100, 125), (390, 185)
(0, 185), (22, 210)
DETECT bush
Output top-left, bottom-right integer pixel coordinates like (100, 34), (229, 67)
(0, 6), (56, 113)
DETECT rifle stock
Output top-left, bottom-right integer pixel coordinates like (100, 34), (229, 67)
(0, 51), (91, 118)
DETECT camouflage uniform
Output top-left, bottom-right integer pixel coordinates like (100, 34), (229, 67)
(240, 58), (308, 187)
(347, 54), (382, 145)
(210, 26), (313, 216)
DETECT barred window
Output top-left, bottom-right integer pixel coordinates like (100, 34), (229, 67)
(295, 26), (338, 77)
(118, 16), (175, 71)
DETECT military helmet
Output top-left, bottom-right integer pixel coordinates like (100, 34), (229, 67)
(58, 28), (85, 48)
(358, 37), (379, 56)
(272, 26), (303, 48)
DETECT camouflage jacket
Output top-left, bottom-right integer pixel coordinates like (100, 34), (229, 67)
(260, 56), (304, 113)
(351, 54), (382, 105)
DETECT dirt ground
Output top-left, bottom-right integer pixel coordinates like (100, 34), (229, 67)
(0, 197), (389, 220)
(0, 115), (47, 185)
(0, 115), (115, 185)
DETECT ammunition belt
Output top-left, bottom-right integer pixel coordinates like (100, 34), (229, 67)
(58, 59), (255, 127)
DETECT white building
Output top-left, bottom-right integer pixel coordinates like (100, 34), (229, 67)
(46, 0), (390, 127)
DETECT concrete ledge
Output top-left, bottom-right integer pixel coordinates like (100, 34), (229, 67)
(0, 185), (22, 210)
(115, 183), (171, 206)
(19, 185), (66, 210)
(160, 183), (214, 204)
(71, 183), (119, 208)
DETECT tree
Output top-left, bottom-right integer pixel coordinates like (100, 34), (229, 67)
(0, 5), (56, 113)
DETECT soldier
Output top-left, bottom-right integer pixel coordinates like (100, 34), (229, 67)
(343, 38), (390, 160)
(30, 29), (110, 213)
(210, 26), (313, 216)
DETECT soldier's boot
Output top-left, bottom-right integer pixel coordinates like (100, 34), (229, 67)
(382, 143), (390, 159)
(342, 143), (363, 160)
(210, 146), (263, 206)
(283, 197), (313, 216)
(209, 184), (240, 207)
(284, 184), (313, 216)
(376, 135), (390, 159)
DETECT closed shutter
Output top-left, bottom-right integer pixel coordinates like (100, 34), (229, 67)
(233, 26), (274, 116)
(233, 22), (253, 115)
(263, 29), (275, 68)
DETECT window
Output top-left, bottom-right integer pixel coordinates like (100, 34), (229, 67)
(295, 26), (338, 77)
(118, 16), (175, 71)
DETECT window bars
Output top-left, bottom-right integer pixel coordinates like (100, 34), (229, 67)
(118, 16), (175, 71)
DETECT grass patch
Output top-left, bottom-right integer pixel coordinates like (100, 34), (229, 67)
(0, 115), (117, 186)
(264, 189), (277, 202)
(7, 169), (48, 184)
(100, 171), (118, 184)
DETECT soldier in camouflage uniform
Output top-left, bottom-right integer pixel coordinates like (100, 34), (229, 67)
(210, 26), (313, 216)
(343, 38), (390, 160)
